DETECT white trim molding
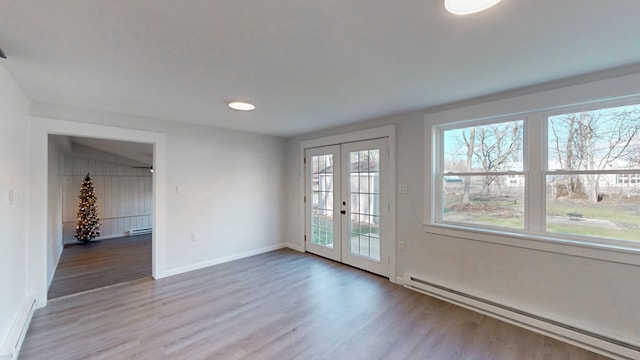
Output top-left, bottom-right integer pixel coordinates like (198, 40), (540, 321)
(0, 296), (36, 360)
(425, 73), (640, 265)
(423, 224), (640, 266)
(285, 243), (304, 252)
(299, 125), (397, 282)
(163, 244), (286, 277)
(28, 116), (168, 307)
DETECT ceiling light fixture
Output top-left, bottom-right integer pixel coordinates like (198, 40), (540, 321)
(227, 100), (256, 111)
(444, 0), (501, 15)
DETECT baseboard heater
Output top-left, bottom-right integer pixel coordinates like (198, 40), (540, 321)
(0, 297), (36, 360)
(127, 227), (152, 236)
(402, 274), (639, 360)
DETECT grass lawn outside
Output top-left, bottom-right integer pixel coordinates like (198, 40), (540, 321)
(442, 192), (640, 243)
(546, 199), (640, 242)
(443, 193), (525, 229)
(311, 222), (334, 247)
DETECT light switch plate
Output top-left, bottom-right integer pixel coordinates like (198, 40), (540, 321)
(8, 188), (16, 205)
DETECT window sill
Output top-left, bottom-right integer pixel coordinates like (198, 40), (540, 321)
(423, 223), (640, 266)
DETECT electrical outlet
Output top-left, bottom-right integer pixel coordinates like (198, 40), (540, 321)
(190, 233), (197, 241)
(399, 184), (408, 194)
(398, 241), (405, 251)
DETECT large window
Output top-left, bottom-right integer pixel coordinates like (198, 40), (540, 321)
(435, 101), (640, 246)
(546, 104), (640, 242)
(440, 119), (525, 229)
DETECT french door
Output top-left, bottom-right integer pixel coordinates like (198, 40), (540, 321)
(305, 138), (390, 277)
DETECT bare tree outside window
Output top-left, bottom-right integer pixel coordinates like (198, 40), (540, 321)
(546, 104), (640, 242)
(462, 127), (475, 205)
(549, 106), (640, 203)
(473, 122), (523, 194)
(442, 120), (524, 229)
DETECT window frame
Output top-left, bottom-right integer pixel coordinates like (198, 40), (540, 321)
(434, 117), (528, 231)
(542, 101), (640, 245)
(426, 96), (640, 265)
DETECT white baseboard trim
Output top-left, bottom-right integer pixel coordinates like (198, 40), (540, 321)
(400, 274), (639, 360)
(162, 244), (287, 278)
(0, 296), (36, 360)
(285, 243), (304, 252)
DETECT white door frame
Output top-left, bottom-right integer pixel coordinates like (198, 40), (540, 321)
(300, 125), (396, 281)
(28, 116), (168, 308)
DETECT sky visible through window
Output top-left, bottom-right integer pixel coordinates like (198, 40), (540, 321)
(443, 120), (524, 173)
(548, 104), (640, 171)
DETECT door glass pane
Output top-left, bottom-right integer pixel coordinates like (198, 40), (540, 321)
(349, 149), (380, 260)
(311, 154), (334, 248)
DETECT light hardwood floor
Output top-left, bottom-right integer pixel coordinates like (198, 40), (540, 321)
(23, 249), (609, 359)
(48, 234), (151, 299)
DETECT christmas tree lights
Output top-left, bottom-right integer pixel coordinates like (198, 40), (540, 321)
(75, 173), (101, 245)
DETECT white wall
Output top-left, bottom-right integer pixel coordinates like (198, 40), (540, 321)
(286, 72), (640, 348)
(162, 121), (286, 272)
(29, 102), (286, 300)
(0, 64), (30, 351)
(62, 153), (153, 243)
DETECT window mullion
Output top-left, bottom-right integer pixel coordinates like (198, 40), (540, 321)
(526, 114), (544, 233)
(432, 126), (443, 224)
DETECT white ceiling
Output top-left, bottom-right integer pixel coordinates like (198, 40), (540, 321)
(2, 1), (640, 137)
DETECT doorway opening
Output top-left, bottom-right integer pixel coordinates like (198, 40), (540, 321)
(47, 135), (154, 298)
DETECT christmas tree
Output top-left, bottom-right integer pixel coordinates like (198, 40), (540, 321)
(75, 173), (101, 245)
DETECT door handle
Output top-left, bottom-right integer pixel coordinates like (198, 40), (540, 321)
(340, 210), (346, 214)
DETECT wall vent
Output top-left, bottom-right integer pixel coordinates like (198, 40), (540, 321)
(127, 227), (152, 236)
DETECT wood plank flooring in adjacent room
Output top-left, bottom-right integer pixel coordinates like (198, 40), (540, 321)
(24, 249), (608, 360)
(48, 234), (152, 299)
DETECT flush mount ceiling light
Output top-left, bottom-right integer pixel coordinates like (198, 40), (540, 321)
(227, 100), (256, 111)
(444, 0), (501, 15)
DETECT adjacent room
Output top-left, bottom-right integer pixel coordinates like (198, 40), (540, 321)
(47, 135), (154, 299)
(1, 1), (639, 359)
